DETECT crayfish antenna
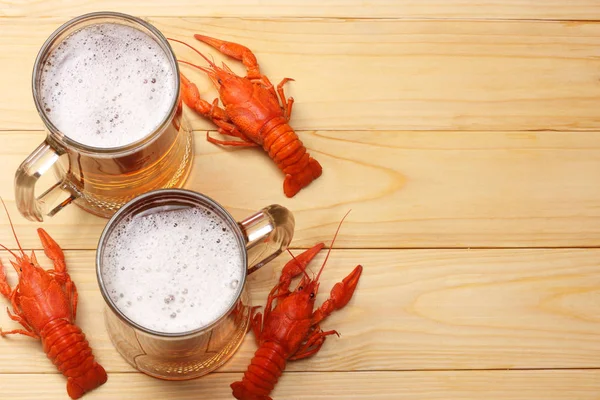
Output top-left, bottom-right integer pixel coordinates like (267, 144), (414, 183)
(0, 197), (24, 259)
(167, 38), (219, 69)
(315, 210), (352, 282)
(0, 244), (19, 261)
(177, 59), (213, 76)
(176, 59), (220, 89)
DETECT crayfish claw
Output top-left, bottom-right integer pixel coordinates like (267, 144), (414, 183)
(278, 243), (324, 295)
(194, 34), (260, 77)
(37, 228), (65, 263)
(333, 264), (363, 309)
(281, 243), (324, 279)
(312, 265), (363, 325)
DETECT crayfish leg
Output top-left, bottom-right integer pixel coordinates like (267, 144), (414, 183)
(208, 120), (258, 147)
(0, 327), (39, 339)
(289, 328), (338, 361)
(250, 311), (263, 346)
(276, 78), (295, 120)
(0, 258), (12, 300)
(66, 279), (79, 321)
(206, 133), (258, 147)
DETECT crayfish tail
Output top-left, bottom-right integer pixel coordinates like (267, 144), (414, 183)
(283, 157), (322, 197)
(67, 362), (107, 399)
(231, 342), (285, 400)
(231, 381), (273, 400)
(41, 319), (107, 399)
(263, 123), (323, 197)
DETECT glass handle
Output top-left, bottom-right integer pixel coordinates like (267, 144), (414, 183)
(238, 204), (295, 274)
(14, 140), (77, 222)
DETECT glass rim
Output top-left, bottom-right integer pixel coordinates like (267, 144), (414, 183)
(31, 11), (181, 154)
(95, 188), (249, 338)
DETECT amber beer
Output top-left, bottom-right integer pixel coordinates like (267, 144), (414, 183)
(57, 104), (193, 217)
(15, 12), (193, 221)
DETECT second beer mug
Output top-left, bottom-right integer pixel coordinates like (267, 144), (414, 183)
(96, 189), (295, 380)
(15, 12), (194, 221)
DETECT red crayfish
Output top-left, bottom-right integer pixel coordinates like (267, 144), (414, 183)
(0, 201), (107, 399)
(170, 35), (323, 198)
(231, 212), (363, 400)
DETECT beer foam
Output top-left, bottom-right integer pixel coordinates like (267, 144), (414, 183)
(101, 205), (245, 334)
(39, 23), (176, 148)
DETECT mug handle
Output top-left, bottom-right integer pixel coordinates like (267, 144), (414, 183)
(238, 205), (295, 274)
(14, 139), (77, 222)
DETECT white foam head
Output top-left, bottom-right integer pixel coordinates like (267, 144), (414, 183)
(101, 205), (245, 334)
(39, 22), (176, 148)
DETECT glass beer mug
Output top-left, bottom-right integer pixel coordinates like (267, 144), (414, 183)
(96, 189), (295, 380)
(15, 12), (193, 221)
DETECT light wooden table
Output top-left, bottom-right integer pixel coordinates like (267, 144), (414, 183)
(1, 1), (600, 399)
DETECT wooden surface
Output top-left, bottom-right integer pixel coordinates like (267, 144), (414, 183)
(1, 1), (600, 399)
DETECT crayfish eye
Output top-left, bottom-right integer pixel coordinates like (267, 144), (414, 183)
(310, 292), (315, 298)
(298, 286), (303, 291)
(218, 78), (223, 84)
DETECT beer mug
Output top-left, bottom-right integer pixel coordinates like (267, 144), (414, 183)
(95, 189), (295, 380)
(15, 12), (193, 221)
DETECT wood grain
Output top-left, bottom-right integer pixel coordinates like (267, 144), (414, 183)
(2, 3), (599, 399)
(3, 18), (600, 132)
(2, 130), (600, 249)
(2, 0), (600, 20)
(1, 249), (598, 374)
(2, 370), (600, 400)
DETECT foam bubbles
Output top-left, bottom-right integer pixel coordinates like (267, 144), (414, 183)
(101, 205), (245, 334)
(39, 23), (176, 148)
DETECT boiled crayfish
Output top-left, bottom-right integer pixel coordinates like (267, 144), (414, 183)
(170, 35), (323, 198)
(0, 201), (107, 399)
(231, 212), (363, 400)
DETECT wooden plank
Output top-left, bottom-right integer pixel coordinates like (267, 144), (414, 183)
(0, 248), (599, 373)
(3, 18), (600, 132)
(2, 130), (600, 249)
(2, 0), (600, 20)
(2, 370), (600, 400)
